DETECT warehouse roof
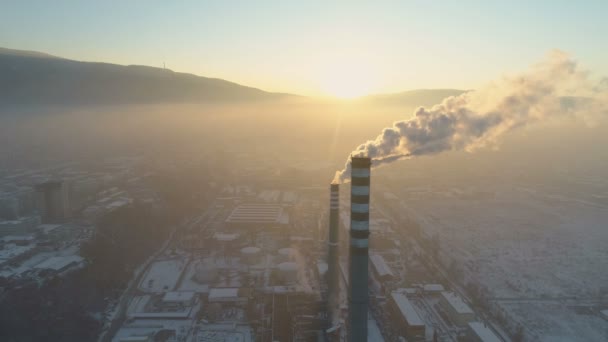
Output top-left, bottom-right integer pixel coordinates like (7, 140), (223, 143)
(390, 292), (424, 327)
(468, 322), (501, 342)
(225, 204), (284, 224)
(441, 291), (474, 314)
(162, 291), (196, 303)
(34, 255), (84, 271)
(370, 254), (394, 278)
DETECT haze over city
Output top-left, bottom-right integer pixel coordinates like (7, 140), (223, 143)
(1, 1), (607, 342)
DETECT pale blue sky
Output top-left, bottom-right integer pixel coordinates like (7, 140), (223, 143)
(1, 1), (607, 96)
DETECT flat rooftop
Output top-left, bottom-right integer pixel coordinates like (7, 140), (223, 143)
(34, 255), (84, 271)
(390, 292), (425, 327)
(162, 291), (196, 303)
(225, 204), (284, 224)
(441, 291), (474, 315)
(370, 254), (394, 278)
(208, 287), (240, 300)
(195, 323), (253, 342)
(468, 322), (501, 342)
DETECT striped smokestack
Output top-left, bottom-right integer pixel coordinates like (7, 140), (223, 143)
(349, 156), (371, 342)
(327, 184), (340, 325)
(327, 183), (340, 324)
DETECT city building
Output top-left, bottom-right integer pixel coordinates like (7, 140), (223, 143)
(35, 180), (69, 223)
(439, 291), (475, 326)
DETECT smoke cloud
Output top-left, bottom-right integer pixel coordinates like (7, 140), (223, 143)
(334, 51), (608, 183)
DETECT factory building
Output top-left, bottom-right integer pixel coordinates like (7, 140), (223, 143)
(467, 322), (502, 342)
(439, 291), (475, 325)
(389, 292), (426, 341)
(369, 254), (394, 282)
(225, 203), (288, 230)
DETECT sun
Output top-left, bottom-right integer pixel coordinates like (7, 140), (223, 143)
(318, 60), (381, 99)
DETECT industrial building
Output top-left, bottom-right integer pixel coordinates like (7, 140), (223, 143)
(389, 291), (426, 341)
(370, 254), (394, 281)
(439, 291), (475, 325)
(225, 203), (288, 229)
(34, 255), (85, 274)
(467, 321), (502, 342)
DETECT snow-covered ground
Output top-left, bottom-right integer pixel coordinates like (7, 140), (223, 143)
(402, 185), (608, 340)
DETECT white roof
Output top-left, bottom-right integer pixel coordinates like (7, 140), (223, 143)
(208, 288), (239, 299)
(370, 254), (394, 278)
(240, 246), (260, 254)
(390, 292), (425, 327)
(368, 316), (385, 342)
(468, 322), (501, 342)
(214, 232), (239, 241)
(317, 261), (328, 275)
(225, 204), (283, 224)
(34, 255), (84, 271)
(441, 291), (474, 315)
(423, 284), (445, 292)
(277, 262), (298, 271)
(162, 291), (196, 302)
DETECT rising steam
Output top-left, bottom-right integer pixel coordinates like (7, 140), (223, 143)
(334, 51), (608, 183)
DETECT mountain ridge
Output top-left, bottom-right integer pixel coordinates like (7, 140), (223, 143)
(0, 47), (466, 108)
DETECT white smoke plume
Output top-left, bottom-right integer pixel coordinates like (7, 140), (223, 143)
(334, 51), (608, 183)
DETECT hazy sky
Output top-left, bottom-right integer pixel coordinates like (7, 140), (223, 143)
(1, 1), (607, 97)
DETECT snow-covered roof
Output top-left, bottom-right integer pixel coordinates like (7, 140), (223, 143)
(34, 255), (84, 271)
(423, 284), (445, 292)
(213, 232), (239, 241)
(368, 316), (385, 342)
(162, 291), (196, 303)
(370, 254), (394, 278)
(225, 204), (283, 224)
(467, 322), (501, 342)
(390, 292), (425, 327)
(208, 288), (239, 299)
(441, 291), (474, 315)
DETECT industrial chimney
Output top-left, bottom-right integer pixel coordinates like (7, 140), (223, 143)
(348, 156), (371, 342)
(327, 183), (340, 323)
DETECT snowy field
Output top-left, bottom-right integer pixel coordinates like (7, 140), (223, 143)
(402, 185), (608, 340)
(139, 258), (187, 293)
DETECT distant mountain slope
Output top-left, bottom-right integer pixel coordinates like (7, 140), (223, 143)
(361, 88), (467, 107)
(0, 47), (292, 106)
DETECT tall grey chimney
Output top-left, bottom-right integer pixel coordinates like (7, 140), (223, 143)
(327, 183), (340, 323)
(348, 156), (371, 342)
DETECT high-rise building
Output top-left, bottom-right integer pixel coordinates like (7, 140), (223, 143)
(35, 180), (69, 223)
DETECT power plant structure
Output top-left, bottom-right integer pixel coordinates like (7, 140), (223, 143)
(327, 183), (340, 324)
(348, 156), (371, 342)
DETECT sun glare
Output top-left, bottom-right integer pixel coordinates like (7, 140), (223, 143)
(318, 59), (381, 99)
